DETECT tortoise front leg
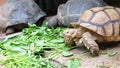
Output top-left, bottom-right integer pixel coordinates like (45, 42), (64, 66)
(46, 16), (58, 28)
(82, 32), (99, 56)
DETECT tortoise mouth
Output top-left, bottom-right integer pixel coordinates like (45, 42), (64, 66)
(64, 37), (74, 45)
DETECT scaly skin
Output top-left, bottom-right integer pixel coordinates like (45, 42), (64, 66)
(63, 27), (99, 55)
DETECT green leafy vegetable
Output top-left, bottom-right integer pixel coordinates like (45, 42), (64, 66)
(0, 23), (71, 68)
(68, 58), (81, 68)
(108, 52), (117, 57)
(0, 55), (53, 68)
(62, 51), (73, 57)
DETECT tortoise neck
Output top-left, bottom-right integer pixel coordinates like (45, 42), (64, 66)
(77, 27), (87, 36)
(72, 27), (84, 41)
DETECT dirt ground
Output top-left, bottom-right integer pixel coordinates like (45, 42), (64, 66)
(0, 33), (120, 68)
(53, 42), (120, 68)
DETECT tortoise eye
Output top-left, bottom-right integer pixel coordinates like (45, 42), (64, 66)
(67, 32), (69, 33)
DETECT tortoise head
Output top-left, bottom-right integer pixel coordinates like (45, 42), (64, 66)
(63, 28), (78, 45)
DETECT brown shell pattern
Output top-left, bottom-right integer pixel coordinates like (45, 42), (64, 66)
(79, 6), (120, 36)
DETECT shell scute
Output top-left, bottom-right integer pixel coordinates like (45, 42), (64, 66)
(78, 6), (120, 36)
(104, 23), (113, 36)
(113, 22), (119, 36)
(80, 10), (93, 22)
(90, 11), (109, 25)
(104, 9), (120, 20)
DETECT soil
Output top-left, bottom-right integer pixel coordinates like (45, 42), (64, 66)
(52, 42), (120, 68)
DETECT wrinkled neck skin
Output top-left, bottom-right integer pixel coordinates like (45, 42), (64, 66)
(57, 20), (65, 27)
(73, 27), (87, 42)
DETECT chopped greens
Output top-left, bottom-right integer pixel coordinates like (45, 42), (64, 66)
(62, 51), (73, 57)
(108, 51), (117, 57)
(68, 58), (81, 68)
(0, 23), (71, 68)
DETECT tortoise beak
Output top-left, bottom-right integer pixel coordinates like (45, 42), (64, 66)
(63, 37), (74, 45)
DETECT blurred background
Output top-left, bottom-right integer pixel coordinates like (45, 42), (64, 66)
(34, 0), (120, 16)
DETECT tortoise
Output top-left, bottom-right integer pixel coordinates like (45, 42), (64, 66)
(46, 0), (107, 28)
(63, 6), (120, 56)
(0, 0), (46, 34)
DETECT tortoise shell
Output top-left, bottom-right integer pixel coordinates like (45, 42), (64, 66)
(77, 6), (120, 36)
(56, 0), (107, 27)
(0, 0), (46, 29)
